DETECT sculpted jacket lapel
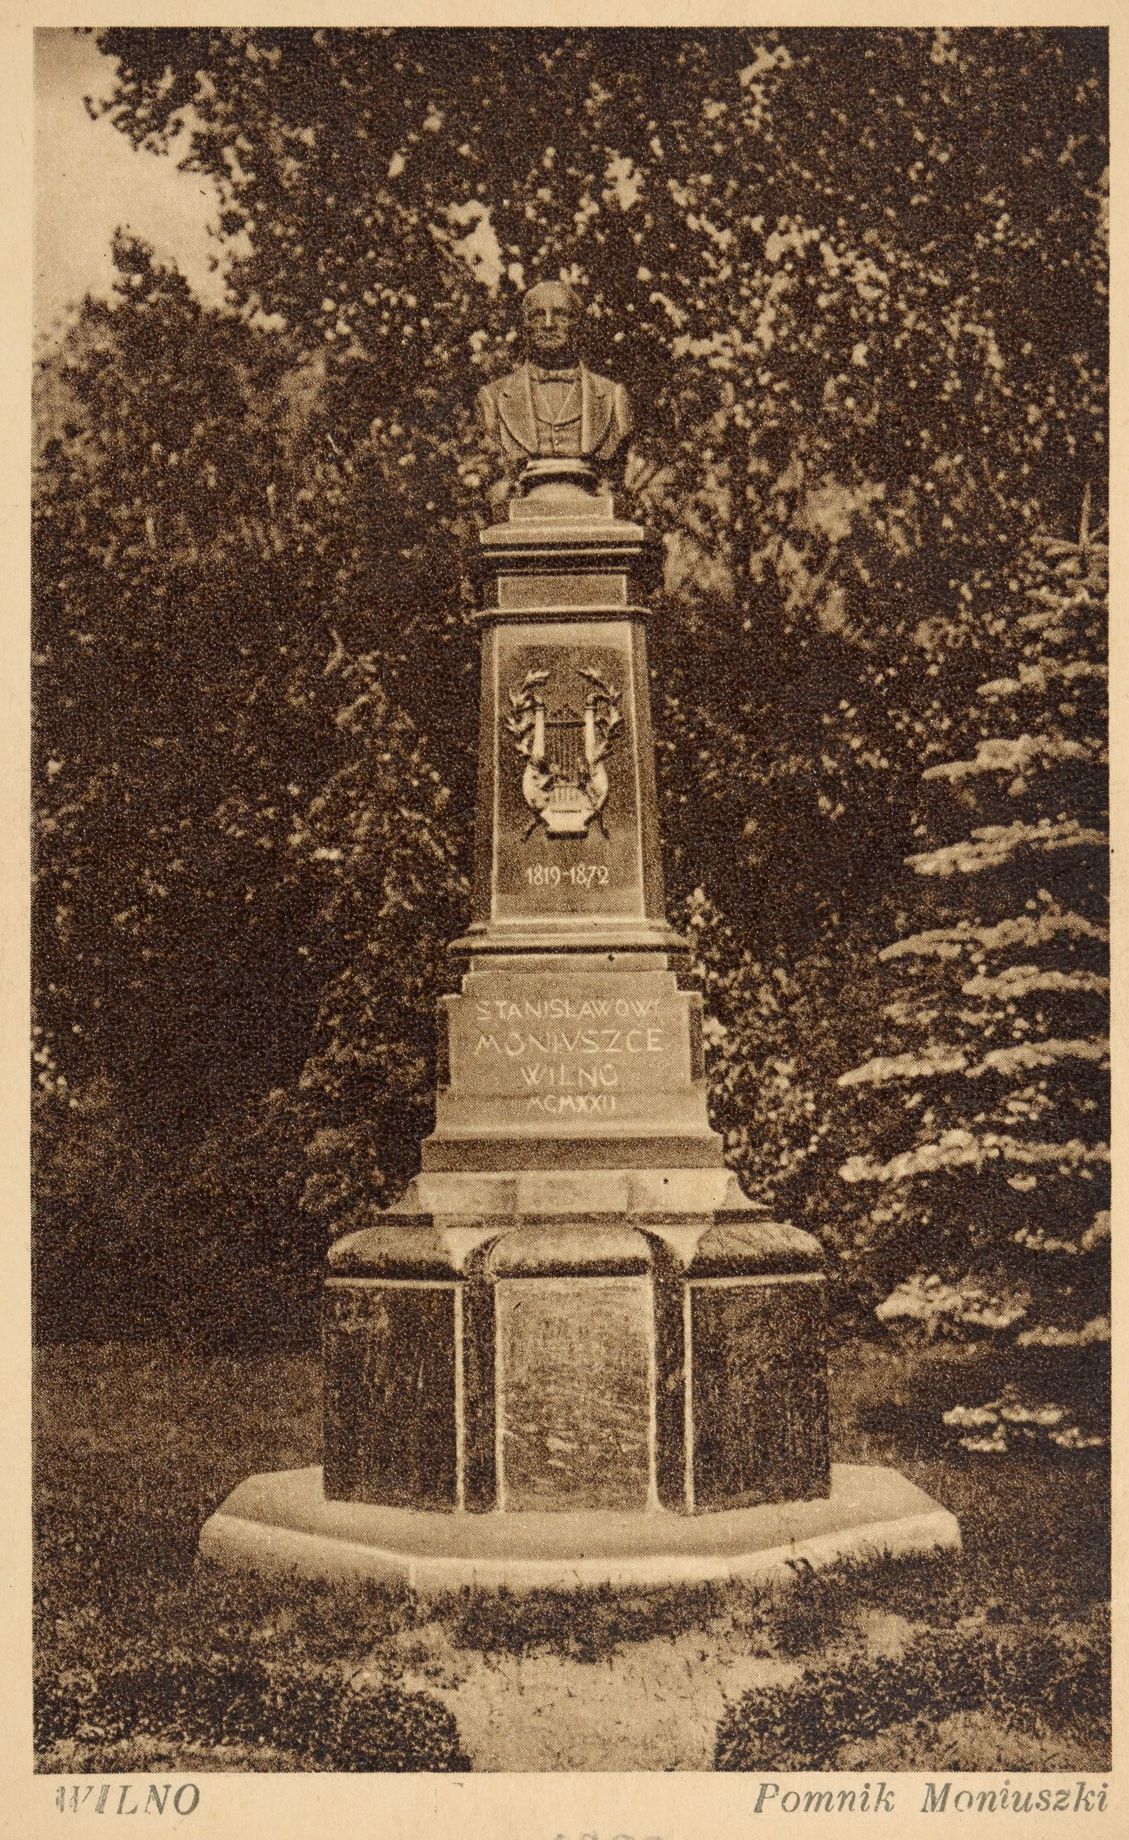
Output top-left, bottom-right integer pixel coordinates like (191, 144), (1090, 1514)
(495, 363), (538, 453)
(580, 366), (614, 454)
(492, 361), (614, 456)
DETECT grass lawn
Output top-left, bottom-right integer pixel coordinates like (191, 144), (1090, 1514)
(33, 1336), (1110, 1773)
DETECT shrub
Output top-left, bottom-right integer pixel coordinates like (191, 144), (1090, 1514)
(714, 1617), (1109, 1770)
(35, 1647), (469, 1773)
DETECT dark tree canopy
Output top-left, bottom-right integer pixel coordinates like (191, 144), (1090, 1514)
(34, 29), (1107, 1393)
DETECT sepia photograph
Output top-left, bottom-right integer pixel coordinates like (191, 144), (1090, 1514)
(30, 21), (1110, 1793)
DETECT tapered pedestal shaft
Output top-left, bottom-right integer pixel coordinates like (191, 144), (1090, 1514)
(457, 463), (676, 959)
(431, 463), (719, 1172)
(320, 461), (830, 1517)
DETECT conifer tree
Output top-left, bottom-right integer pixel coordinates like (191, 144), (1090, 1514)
(836, 501), (1108, 1449)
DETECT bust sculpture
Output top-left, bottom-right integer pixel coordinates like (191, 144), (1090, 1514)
(477, 281), (632, 476)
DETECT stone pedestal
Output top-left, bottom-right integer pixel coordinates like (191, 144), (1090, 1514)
(200, 459), (958, 1591)
(322, 1180), (830, 1517)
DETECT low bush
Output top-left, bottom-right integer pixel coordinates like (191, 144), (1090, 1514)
(443, 1579), (737, 1662)
(36, 1646), (469, 1773)
(763, 1559), (848, 1658)
(714, 1614), (1110, 1770)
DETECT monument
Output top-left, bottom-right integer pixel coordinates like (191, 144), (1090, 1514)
(200, 285), (959, 1591)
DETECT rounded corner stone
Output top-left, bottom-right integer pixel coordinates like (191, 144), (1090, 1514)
(688, 1218), (825, 1278)
(487, 1222), (653, 1277)
(327, 1222), (458, 1278)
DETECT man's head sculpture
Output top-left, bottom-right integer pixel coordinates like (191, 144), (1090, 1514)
(476, 281), (632, 479)
(520, 280), (583, 367)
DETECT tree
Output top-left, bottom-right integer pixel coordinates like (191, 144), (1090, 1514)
(33, 239), (469, 1334)
(33, 28), (1108, 1334)
(91, 28), (1107, 948)
(835, 507), (1108, 1448)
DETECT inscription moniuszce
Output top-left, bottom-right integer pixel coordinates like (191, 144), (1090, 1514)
(473, 994), (664, 1115)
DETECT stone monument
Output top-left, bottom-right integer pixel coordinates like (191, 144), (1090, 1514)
(200, 285), (959, 1591)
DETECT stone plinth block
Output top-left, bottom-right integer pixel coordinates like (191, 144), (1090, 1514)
(477, 480), (660, 605)
(496, 1275), (654, 1512)
(426, 953), (723, 1171)
(199, 1461), (961, 1596)
(322, 1281), (458, 1509)
(690, 1279), (829, 1511)
(320, 1197), (829, 1516)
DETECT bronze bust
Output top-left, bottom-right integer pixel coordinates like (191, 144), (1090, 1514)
(477, 282), (632, 473)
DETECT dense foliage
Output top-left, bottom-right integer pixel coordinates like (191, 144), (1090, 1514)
(34, 29), (1107, 1413)
(835, 522), (1108, 1445)
(37, 1649), (470, 1772)
(714, 1617), (1110, 1771)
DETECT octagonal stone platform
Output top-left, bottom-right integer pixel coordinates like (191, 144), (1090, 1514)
(199, 1461), (960, 1594)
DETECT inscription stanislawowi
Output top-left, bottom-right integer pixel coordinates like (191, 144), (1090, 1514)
(475, 996), (661, 1020)
(443, 976), (695, 1126)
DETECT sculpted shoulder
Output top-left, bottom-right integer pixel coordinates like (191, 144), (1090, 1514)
(584, 370), (632, 434)
(477, 371), (512, 410)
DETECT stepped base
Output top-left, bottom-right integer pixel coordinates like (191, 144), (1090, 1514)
(199, 1462), (960, 1595)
